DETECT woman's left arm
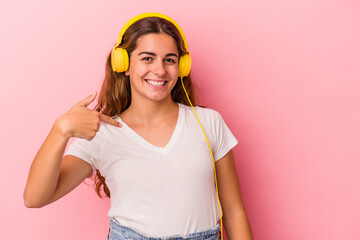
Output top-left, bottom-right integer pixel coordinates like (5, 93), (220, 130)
(215, 150), (254, 240)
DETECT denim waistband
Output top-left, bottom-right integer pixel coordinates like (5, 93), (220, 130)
(107, 218), (221, 240)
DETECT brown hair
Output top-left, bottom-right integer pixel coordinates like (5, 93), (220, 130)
(93, 17), (199, 198)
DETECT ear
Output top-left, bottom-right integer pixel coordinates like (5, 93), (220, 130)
(125, 70), (130, 76)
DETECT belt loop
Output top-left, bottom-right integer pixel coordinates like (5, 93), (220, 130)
(107, 226), (111, 239)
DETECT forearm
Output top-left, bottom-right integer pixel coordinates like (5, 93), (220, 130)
(24, 121), (70, 208)
(223, 211), (254, 240)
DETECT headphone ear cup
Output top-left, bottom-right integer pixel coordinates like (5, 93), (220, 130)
(178, 53), (192, 78)
(111, 47), (129, 72)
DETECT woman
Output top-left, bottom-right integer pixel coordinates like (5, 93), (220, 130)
(24, 13), (253, 240)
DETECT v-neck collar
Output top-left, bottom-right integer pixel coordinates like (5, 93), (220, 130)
(115, 102), (184, 155)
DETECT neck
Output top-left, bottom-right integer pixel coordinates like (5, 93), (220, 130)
(123, 97), (179, 125)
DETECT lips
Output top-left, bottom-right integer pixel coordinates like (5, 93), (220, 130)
(145, 79), (168, 87)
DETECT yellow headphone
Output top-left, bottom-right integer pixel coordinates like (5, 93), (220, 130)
(111, 13), (223, 239)
(111, 12), (192, 78)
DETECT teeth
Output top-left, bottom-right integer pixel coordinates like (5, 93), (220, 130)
(147, 80), (166, 86)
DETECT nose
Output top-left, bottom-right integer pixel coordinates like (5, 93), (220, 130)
(152, 59), (166, 76)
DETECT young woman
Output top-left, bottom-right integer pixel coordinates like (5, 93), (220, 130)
(24, 13), (253, 240)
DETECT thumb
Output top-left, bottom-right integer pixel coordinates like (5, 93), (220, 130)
(76, 91), (97, 108)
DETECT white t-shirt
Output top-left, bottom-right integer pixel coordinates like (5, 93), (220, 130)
(65, 102), (238, 237)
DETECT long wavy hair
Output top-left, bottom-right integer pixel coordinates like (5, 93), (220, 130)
(92, 17), (199, 198)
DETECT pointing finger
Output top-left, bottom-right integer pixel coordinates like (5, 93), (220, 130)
(99, 113), (122, 127)
(76, 91), (97, 108)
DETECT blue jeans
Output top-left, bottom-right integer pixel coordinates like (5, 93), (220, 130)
(107, 218), (221, 240)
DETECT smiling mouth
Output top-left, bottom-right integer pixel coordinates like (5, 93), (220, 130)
(145, 79), (167, 87)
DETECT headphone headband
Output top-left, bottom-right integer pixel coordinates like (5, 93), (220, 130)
(115, 12), (189, 51)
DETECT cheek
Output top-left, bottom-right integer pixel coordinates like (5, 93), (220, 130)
(129, 62), (148, 77)
(168, 65), (179, 76)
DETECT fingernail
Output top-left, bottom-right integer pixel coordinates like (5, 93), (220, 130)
(118, 122), (122, 127)
(91, 91), (96, 96)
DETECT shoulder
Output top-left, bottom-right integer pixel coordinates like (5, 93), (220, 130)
(178, 102), (219, 114)
(178, 102), (223, 121)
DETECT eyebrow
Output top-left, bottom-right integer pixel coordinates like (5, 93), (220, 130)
(138, 51), (178, 58)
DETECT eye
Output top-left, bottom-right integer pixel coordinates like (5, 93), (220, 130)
(142, 57), (153, 61)
(164, 58), (176, 63)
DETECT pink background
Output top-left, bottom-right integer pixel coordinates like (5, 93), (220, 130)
(1, 0), (359, 239)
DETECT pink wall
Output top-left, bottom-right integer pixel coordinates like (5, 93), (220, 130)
(1, 0), (359, 239)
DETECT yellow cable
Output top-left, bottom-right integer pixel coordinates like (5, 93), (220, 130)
(180, 77), (223, 240)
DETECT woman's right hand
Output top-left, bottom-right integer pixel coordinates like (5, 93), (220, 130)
(24, 91), (120, 208)
(54, 91), (122, 140)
